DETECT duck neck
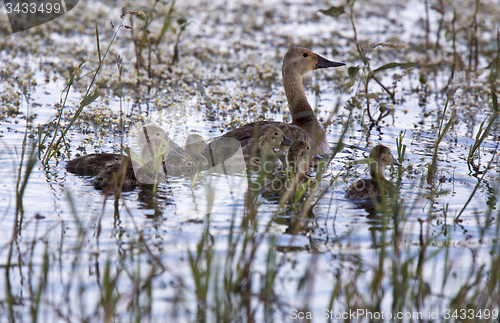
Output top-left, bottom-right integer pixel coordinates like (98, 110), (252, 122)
(259, 141), (276, 158)
(283, 69), (324, 138)
(369, 161), (387, 181)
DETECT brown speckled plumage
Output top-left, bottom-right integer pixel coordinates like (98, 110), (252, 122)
(242, 124), (291, 167)
(345, 145), (401, 200)
(66, 127), (208, 193)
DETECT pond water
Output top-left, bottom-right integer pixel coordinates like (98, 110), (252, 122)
(1, 0), (499, 321)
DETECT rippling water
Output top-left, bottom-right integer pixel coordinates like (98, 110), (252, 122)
(1, 0), (499, 321)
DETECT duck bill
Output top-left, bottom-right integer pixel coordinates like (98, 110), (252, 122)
(281, 136), (292, 146)
(392, 158), (402, 167)
(316, 54), (346, 69)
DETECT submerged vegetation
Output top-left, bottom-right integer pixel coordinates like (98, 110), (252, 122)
(1, 0), (500, 321)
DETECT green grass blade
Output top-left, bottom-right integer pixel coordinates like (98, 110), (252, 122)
(80, 88), (100, 108)
(96, 24), (102, 63)
(373, 62), (417, 74)
(468, 89), (500, 161)
(156, 0), (175, 46)
(491, 86), (498, 112)
(436, 112), (455, 145)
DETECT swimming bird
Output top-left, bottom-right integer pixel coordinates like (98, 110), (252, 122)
(66, 125), (172, 192)
(166, 134), (209, 170)
(66, 125), (206, 192)
(286, 139), (322, 170)
(220, 47), (345, 156)
(261, 140), (321, 194)
(66, 124), (171, 178)
(243, 124), (292, 168)
(345, 145), (402, 200)
(184, 134), (209, 166)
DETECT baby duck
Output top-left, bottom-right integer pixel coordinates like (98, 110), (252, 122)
(93, 159), (136, 193)
(261, 140), (320, 194)
(345, 145), (402, 200)
(181, 134), (209, 167)
(286, 140), (322, 170)
(242, 124), (292, 168)
(66, 125), (206, 192)
(66, 153), (128, 177)
(162, 134), (209, 175)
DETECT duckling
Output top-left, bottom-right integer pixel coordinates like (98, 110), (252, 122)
(137, 124), (172, 163)
(93, 159), (136, 193)
(161, 134), (210, 175)
(66, 125), (204, 192)
(261, 140), (320, 194)
(286, 140), (322, 170)
(242, 124), (292, 168)
(132, 125), (177, 183)
(66, 153), (128, 177)
(67, 152), (138, 193)
(345, 145), (402, 200)
(220, 48), (345, 156)
(181, 134), (209, 167)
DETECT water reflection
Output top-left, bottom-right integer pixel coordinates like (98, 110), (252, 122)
(137, 184), (176, 218)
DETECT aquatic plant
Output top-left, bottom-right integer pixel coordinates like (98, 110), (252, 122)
(129, 0), (188, 77)
(40, 12), (144, 165)
(2, 0), (500, 321)
(320, 1), (416, 127)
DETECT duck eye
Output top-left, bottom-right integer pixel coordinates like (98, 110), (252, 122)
(303, 53), (308, 58)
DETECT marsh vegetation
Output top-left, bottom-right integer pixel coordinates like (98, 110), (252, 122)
(1, 0), (500, 321)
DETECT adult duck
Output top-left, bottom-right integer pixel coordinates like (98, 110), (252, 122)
(345, 145), (402, 200)
(221, 47), (345, 156)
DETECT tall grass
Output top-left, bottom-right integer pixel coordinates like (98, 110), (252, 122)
(40, 12), (138, 165)
(321, 0), (416, 127)
(3, 0), (500, 321)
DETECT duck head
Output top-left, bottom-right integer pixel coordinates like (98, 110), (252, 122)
(369, 145), (402, 180)
(138, 124), (168, 149)
(283, 47), (345, 76)
(138, 124), (183, 162)
(287, 140), (311, 160)
(286, 140), (322, 169)
(258, 125), (292, 156)
(184, 134), (209, 166)
(185, 134), (207, 155)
